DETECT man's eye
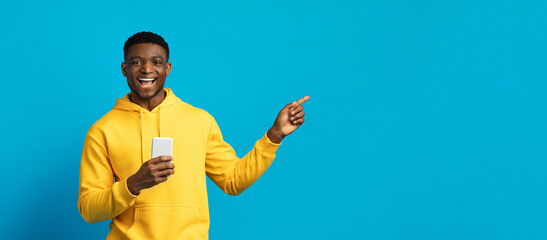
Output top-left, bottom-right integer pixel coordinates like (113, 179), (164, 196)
(154, 61), (162, 65)
(132, 61), (141, 65)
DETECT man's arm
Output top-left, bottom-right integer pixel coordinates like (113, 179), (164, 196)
(78, 131), (176, 224)
(205, 96), (309, 195)
(77, 132), (138, 224)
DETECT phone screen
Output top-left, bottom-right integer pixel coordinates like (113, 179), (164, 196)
(151, 137), (173, 159)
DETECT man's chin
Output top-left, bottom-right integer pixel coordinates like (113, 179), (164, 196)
(132, 88), (163, 100)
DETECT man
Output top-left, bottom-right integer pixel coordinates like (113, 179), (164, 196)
(77, 31), (309, 239)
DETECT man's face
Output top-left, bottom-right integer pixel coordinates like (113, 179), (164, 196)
(122, 43), (171, 102)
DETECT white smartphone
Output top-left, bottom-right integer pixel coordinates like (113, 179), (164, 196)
(152, 137), (173, 161)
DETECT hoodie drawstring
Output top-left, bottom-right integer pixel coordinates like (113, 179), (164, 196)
(158, 106), (162, 137)
(139, 109), (144, 164)
(139, 107), (163, 163)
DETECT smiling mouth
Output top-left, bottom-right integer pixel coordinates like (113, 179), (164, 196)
(138, 78), (156, 88)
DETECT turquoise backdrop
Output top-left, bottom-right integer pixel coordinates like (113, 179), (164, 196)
(1, 0), (547, 239)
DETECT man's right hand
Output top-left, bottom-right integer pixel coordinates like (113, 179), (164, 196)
(127, 156), (175, 195)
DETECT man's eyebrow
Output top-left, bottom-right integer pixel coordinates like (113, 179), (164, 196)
(128, 56), (165, 61)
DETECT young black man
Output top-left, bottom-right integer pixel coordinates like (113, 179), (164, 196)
(78, 31), (309, 239)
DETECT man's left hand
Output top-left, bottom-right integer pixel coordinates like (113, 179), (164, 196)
(267, 96), (310, 143)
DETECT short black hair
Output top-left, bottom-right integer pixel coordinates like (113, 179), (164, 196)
(123, 31), (169, 61)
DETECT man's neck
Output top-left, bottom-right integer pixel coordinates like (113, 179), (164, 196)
(129, 90), (166, 111)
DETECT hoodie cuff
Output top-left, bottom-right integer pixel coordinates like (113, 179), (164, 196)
(113, 178), (138, 206)
(257, 132), (281, 158)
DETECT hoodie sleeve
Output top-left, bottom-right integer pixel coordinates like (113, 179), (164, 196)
(205, 117), (281, 195)
(77, 129), (138, 224)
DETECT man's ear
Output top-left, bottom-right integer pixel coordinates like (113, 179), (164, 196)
(121, 62), (127, 77)
(166, 62), (172, 77)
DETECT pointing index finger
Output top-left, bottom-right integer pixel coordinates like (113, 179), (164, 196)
(295, 96), (310, 105)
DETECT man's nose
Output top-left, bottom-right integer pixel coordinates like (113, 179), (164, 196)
(140, 62), (153, 73)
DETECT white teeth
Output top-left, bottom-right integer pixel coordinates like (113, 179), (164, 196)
(138, 78), (156, 81)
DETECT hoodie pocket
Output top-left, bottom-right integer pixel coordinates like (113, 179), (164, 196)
(125, 205), (199, 240)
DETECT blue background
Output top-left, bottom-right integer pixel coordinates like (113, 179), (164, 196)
(2, 0), (547, 239)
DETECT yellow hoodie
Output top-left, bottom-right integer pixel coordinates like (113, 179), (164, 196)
(78, 88), (280, 239)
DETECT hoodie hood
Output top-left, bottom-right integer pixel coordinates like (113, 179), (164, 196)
(112, 88), (181, 163)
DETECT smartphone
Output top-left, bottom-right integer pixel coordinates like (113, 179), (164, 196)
(152, 137), (173, 161)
